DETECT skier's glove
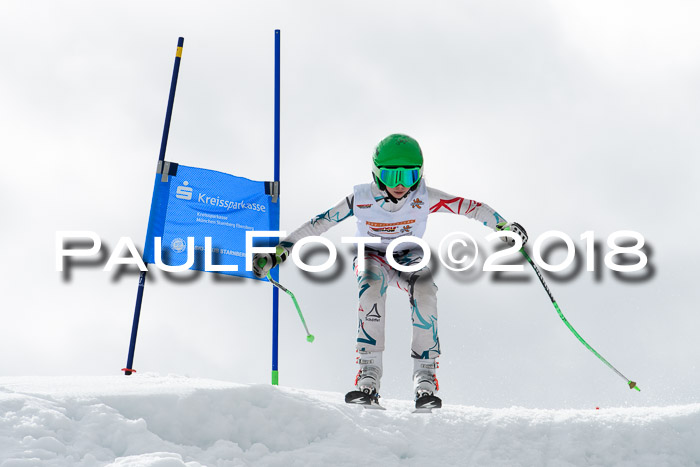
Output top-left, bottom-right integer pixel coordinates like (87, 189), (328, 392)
(496, 221), (528, 247)
(252, 246), (289, 279)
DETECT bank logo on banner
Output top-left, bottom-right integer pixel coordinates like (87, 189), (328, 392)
(176, 181), (193, 200)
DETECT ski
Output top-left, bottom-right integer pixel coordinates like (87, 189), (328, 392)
(413, 394), (442, 413)
(345, 390), (385, 410)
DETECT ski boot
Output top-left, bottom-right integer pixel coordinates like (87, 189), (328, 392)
(413, 358), (442, 412)
(345, 351), (384, 409)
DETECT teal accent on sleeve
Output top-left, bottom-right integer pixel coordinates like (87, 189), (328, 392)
(310, 207), (353, 226)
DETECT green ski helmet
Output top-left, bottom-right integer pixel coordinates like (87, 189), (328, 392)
(372, 134), (424, 191)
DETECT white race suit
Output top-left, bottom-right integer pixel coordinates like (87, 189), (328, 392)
(276, 180), (505, 360)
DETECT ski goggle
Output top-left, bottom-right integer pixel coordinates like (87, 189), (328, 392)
(374, 166), (423, 188)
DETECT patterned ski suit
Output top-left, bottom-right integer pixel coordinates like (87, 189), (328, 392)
(277, 180), (504, 360)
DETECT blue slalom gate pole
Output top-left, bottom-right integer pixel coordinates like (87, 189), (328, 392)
(271, 29), (281, 385)
(124, 37), (184, 375)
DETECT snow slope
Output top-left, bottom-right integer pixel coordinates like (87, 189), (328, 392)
(0, 375), (697, 467)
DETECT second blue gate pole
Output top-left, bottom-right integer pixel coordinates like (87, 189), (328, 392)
(271, 29), (281, 385)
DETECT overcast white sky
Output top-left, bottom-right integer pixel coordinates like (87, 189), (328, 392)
(1, 0), (698, 409)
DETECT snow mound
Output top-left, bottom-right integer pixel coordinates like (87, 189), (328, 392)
(0, 375), (698, 466)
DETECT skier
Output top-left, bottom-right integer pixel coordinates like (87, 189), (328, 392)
(253, 134), (527, 410)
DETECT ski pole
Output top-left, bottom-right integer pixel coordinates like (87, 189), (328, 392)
(520, 248), (640, 391)
(257, 258), (315, 343)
